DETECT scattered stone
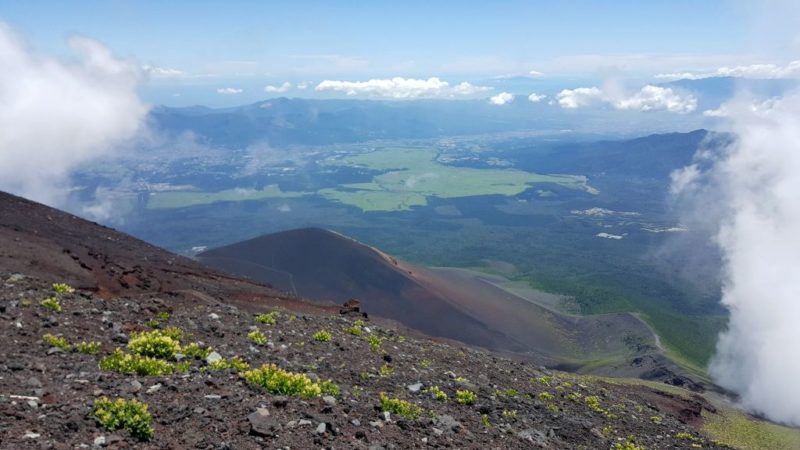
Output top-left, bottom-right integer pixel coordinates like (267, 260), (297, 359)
(93, 436), (106, 447)
(298, 419), (313, 427)
(204, 394), (222, 400)
(382, 411), (391, 422)
(146, 383), (162, 394)
(322, 395), (337, 406)
(46, 347), (65, 355)
(407, 382), (423, 393)
(206, 351), (222, 364)
(351, 419), (361, 426)
(23, 431), (40, 439)
(209, 313), (220, 320)
(129, 380), (142, 393)
(248, 408), (281, 437)
(434, 415), (461, 432)
(315, 422), (327, 434)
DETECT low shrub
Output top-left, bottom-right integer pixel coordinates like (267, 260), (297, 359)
(100, 349), (174, 376)
(367, 335), (383, 352)
(40, 297), (61, 312)
(52, 283), (75, 294)
(127, 330), (181, 359)
(312, 330), (332, 342)
(428, 385), (448, 402)
(209, 356), (250, 371)
(455, 389), (477, 405)
(93, 397), (153, 441)
(538, 392), (555, 401)
(255, 311), (279, 325)
(182, 342), (212, 359)
(378, 392), (421, 419)
(42, 334), (71, 350)
(241, 364), (331, 398)
(74, 341), (101, 354)
(247, 330), (268, 345)
(378, 364), (394, 377)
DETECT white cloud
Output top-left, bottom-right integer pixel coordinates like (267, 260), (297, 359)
(216, 87), (243, 95)
(656, 60), (800, 80)
(556, 85), (696, 113)
(489, 92), (514, 105)
(141, 65), (186, 79)
(296, 82), (310, 90)
(556, 87), (604, 108)
(672, 92), (800, 426)
(613, 85), (697, 113)
(0, 23), (147, 206)
(528, 92), (546, 103)
(315, 77), (492, 99)
(264, 81), (291, 93)
(528, 70), (544, 77)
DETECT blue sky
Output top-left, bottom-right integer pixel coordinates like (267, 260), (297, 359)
(0, 1), (794, 106)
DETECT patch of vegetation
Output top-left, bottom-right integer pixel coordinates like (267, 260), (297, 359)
(52, 283), (75, 294)
(93, 397), (154, 441)
(255, 311), (280, 325)
(378, 364), (394, 377)
(241, 363), (336, 398)
(182, 342), (212, 359)
(367, 335), (384, 352)
(702, 402), (800, 450)
(495, 388), (518, 398)
(502, 409), (518, 418)
(74, 341), (101, 354)
(147, 184), (308, 209)
(538, 392), (554, 401)
(420, 359), (431, 369)
(481, 414), (491, 427)
(428, 386), (448, 402)
(209, 356), (250, 371)
(40, 297), (61, 312)
(145, 319), (160, 329)
(650, 415), (663, 425)
(157, 312), (171, 320)
(455, 389), (477, 405)
(379, 392), (421, 419)
(247, 330), (268, 345)
(127, 330), (181, 359)
(100, 349), (175, 376)
(320, 379), (341, 397)
(612, 436), (645, 450)
(42, 334), (71, 350)
(312, 330), (332, 342)
(346, 319), (365, 336)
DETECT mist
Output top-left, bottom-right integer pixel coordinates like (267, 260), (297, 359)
(672, 92), (800, 425)
(0, 22), (147, 206)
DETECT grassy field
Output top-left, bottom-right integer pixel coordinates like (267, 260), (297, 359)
(320, 147), (593, 211)
(146, 185), (309, 209)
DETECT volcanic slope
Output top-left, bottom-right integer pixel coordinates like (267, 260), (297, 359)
(199, 228), (668, 375)
(3, 190), (799, 449)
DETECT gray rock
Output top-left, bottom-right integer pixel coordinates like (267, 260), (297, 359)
(297, 419), (313, 427)
(351, 419), (361, 426)
(204, 394), (222, 400)
(517, 428), (550, 446)
(93, 436), (106, 447)
(206, 351), (222, 364)
(46, 347), (65, 355)
(248, 409), (281, 437)
(434, 415), (461, 432)
(129, 380), (142, 393)
(146, 383), (161, 394)
(322, 395), (337, 406)
(208, 313), (220, 320)
(315, 422), (327, 434)
(407, 382), (423, 393)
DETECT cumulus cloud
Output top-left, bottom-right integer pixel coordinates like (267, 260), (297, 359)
(527, 92), (546, 103)
(315, 77), (491, 99)
(672, 92), (800, 426)
(656, 60), (800, 80)
(556, 87), (604, 108)
(556, 85), (696, 113)
(0, 23), (147, 206)
(489, 92), (514, 105)
(264, 81), (291, 93)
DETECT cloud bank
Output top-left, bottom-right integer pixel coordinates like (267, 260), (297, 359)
(656, 60), (800, 80)
(315, 77), (491, 99)
(672, 92), (800, 426)
(557, 85), (696, 113)
(0, 23), (148, 206)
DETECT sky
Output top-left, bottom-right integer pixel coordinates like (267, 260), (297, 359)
(0, 1), (797, 106)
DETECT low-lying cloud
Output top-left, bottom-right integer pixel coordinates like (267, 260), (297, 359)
(264, 81), (292, 93)
(0, 22), (148, 206)
(315, 77), (491, 99)
(656, 60), (800, 81)
(557, 85), (696, 113)
(217, 87), (243, 95)
(672, 92), (800, 426)
(489, 92), (514, 105)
